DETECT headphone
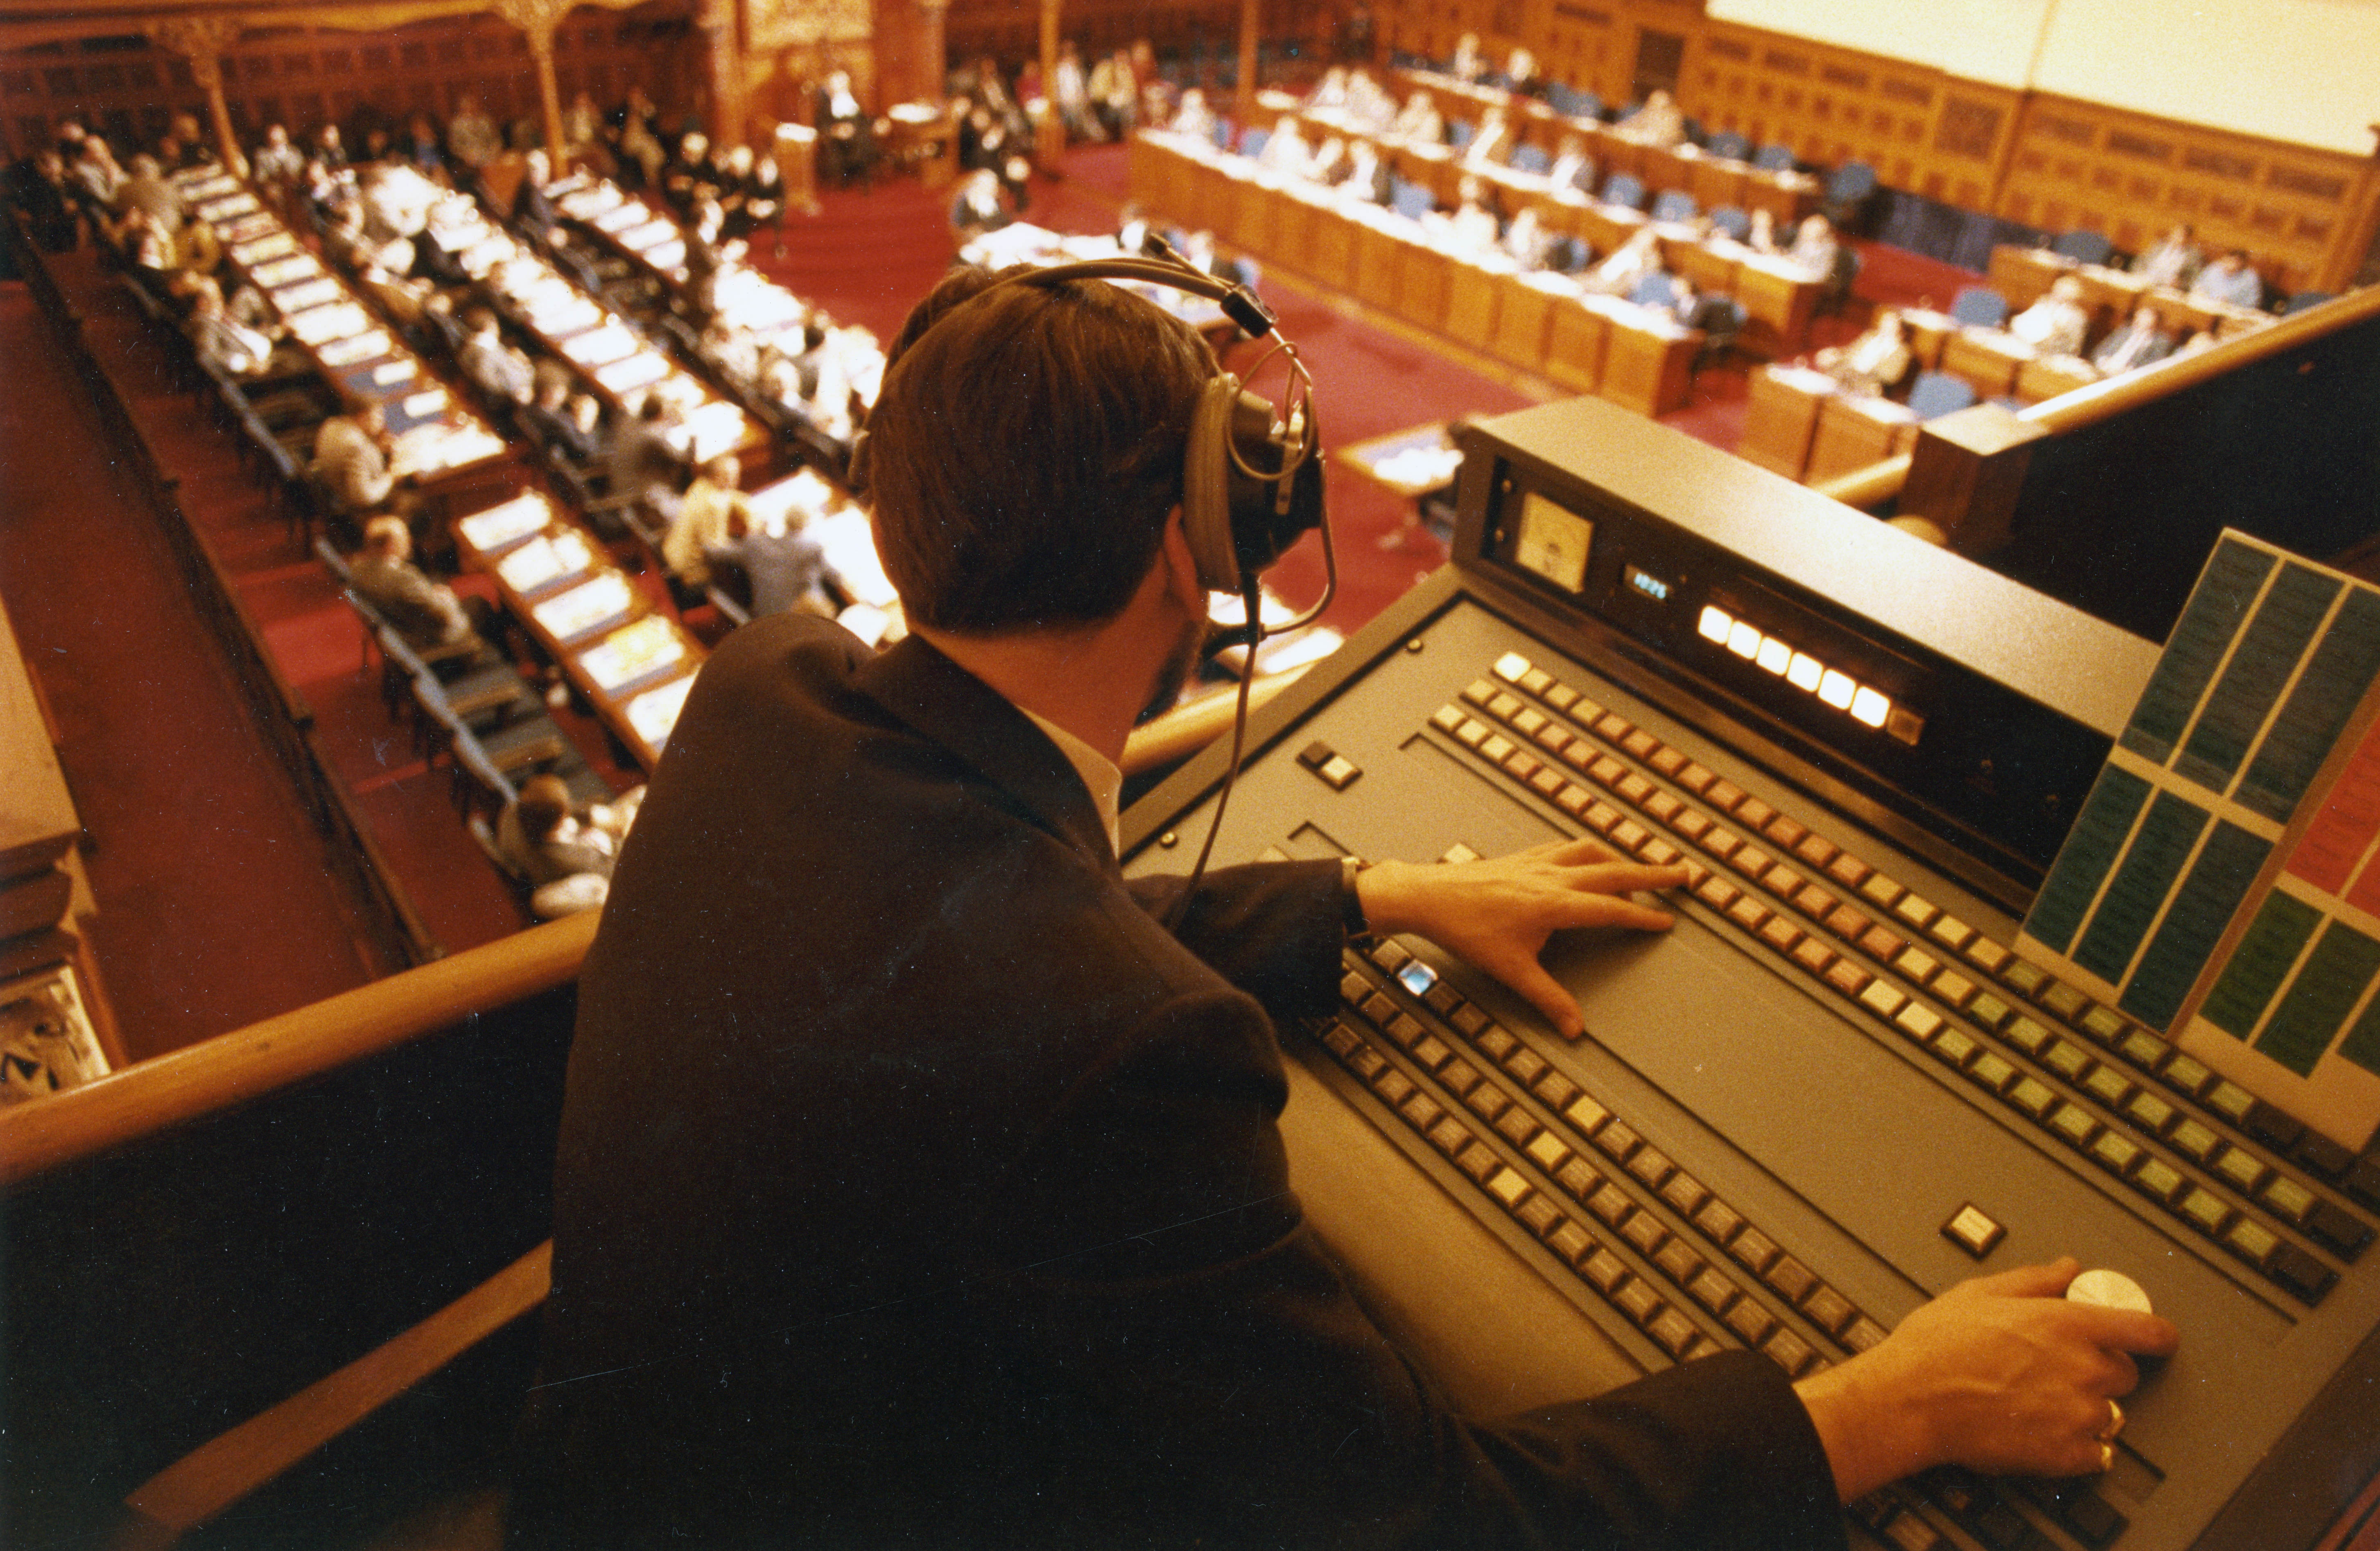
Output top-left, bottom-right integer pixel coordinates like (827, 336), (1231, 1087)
(853, 240), (1336, 637)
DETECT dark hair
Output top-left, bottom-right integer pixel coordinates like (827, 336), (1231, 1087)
(516, 774), (572, 842)
(866, 264), (1213, 634)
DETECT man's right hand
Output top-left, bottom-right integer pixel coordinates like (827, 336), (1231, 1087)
(1794, 1257), (2179, 1502)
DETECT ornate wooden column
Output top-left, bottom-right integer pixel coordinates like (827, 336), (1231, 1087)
(699, 0), (748, 148)
(494, 0), (569, 163)
(148, 16), (248, 177)
(1236, 0), (1259, 118)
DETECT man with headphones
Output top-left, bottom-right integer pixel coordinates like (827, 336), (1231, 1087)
(517, 263), (2173, 1549)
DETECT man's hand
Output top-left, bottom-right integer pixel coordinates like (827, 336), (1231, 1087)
(1795, 1258), (2180, 1501)
(1355, 838), (1690, 1037)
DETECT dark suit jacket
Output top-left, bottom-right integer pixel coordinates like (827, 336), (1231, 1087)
(515, 614), (1842, 1551)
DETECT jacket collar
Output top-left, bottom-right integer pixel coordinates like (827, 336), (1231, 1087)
(852, 634), (1122, 878)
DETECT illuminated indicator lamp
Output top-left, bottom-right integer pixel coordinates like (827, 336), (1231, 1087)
(1756, 637), (1793, 676)
(1699, 606), (1734, 644)
(1850, 686), (1892, 728)
(1787, 652), (1824, 691)
(1818, 669), (1856, 709)
(1398, 960), (1439, 997)
(1727, 621), (1763, 659)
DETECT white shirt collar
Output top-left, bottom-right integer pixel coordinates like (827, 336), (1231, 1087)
(1020, 707), (1122, 858)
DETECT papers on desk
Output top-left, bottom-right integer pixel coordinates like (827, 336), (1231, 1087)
(231, 232), (300, 266)
(400, 388), (452, 420)
(496, 531), (597, 595)
(622, 673), (696, 753)
(285, 301), (373, 344)
(558, 185), (626, 219)
(222, 213), (281, 243)
(401, 420), (504, 474)
(197, 192), (260, 221)
(641, 238), (688, 276)
(457, 494), (552, 554)
(592, 204), (646, 234)
(619, 219), (676, 251)
(370, 359), (418, 387)
(272, 276), (344, 312)
(887, 101), (943, 124)
(678, 400), (750, 462)
(579, 616), (686, 695)
(181, 174), (240, 200)
(809, 507), (897, 608)
(534, 573), (637, 642)
(317, 330), (393, 367)
(560, 323), (642, 369)
(1366, 443), (1463, 490)
(594, 354), (669, 395)
(250, 254), (322, 288)
(1767, 363), (1840, 395)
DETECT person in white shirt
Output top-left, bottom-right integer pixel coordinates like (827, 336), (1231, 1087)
(1545, 133), (1595, 194)
(458, 309), (535, 406)
(1257, 114), (1313, 178)
(1304, 67), (1351, 112)
(1170, 88), (1218, 142)
(2191, 249), (2264, 310)
(1783, 213), (1838, 282)
(1339, 139), (1390, 205)
(1616, 89), (1685, 149)
(250, 124), (304, 186)
(1345, 69), (1397, 131)
(1463, 104), (1518, 168)
(1814, 307), (1913, 395)
(1389, 89), (1444, 144)
(2131, 223), (2199, 289)
(1502, 205), (1552, 271)
(2005, 274), (2091, 356)
(1305, 135), (1349, 186)
(1586, 226), (1665, 296)
(1448, 32), (1486, 83)
(1440, 176), (1500, 253)
(1053, 43), (1094, 140)
(2090, 304), (2175, 375)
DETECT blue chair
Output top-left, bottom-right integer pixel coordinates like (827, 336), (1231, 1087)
(1553, 236), (1590, 272)
(1694, 297), (1747, 366)
(1706, 130), (1751, 163)
(1601, 172), (1646, 210)
(1650, 190), (1699, 225)
(1210, 119), (1232, 150)
(2283, 290), (2335, 315)
(2051, 230), (2112, 266)
(1908, 371), (1978, 420)
(1542, 83), (1580, 117)
(1390, 179), (1435, 223)
(1237, 126), (1269, 159)
(1511, 143), (1550, 176)
(1574, 91), (1605, 121)
(1708, 205), (1751, 242)
(1628, 271), (1679, 309)
(1949, 285), (2009, 329)
(1448, 118), (1476, 151)
(1821, 160), (1878, 228)
(1752, 143), (1796, 172)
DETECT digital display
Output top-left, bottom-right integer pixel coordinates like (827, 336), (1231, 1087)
(1624, 565), (1672, 603)
(1512, 493), (1593, 593)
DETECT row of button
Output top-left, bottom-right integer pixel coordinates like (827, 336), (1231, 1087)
(1434, 651), (2371, 1303)
(1322, 940), (1894, 1379)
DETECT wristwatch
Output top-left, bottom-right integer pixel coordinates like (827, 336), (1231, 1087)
(1341, 856), (1372, 939)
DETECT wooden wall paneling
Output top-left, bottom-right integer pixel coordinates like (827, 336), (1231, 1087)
(940, 0), (1239, 78)
(1997, 94), (2367, 293)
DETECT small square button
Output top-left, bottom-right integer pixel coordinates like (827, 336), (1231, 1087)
(1944, 1203), (2005, 1258)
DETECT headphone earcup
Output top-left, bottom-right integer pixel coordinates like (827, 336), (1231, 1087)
(1182, 374), (1244, 592)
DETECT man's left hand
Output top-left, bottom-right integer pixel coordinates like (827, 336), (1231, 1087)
(1355, 838), (1690, 1037)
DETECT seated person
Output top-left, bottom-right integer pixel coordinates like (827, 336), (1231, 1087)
(312, 402), (405, 523)
(1545, 133), (1596, 194)
(1304, 135), (1349, 187)
(1447, 30), (1487, 83)
(816, 70), (879, 188)
(705, 503), (836, 620)
(1436, 176), (1501, 254)
(348, 513), (495, 651)
(2005, 274), (2091, 356)
(251, 124), (305, 186)
(457, 308), (536, 406)
(1501, 46), (1544, 97)
(1169, 89), (1219, 142)
(184, 277), (291, 379)
(664, 454), (755, 590)
(1584, 226), (1666, 297)
(2091, 303), (2176, 375)
(447, 96), (503, 176)
(1338, 139), (1391, 205)
(355, 259), (431, 330)
(110, 205), (175, 275)
(700, 314), (761, 383)
(744, 152), (787, 244)
(1462, 104), (1518, 168)
(511, 147), (558, 240)
(1741, 207), (1783, 255)
(1616, 88), (1686, 148)
(1257, 114), (1314, 177)
(522, 366), (590, 461)
(949, 167), (1015, 244)
(2131, 223), (2199, 289)
(1783, 213), (1839, 281)
(608, 393), (691, 524)
(1501, 204), (1553, 271)
(1814, 307), (1914, 395)
(497, 772), (629, 888)
(1345, 69), (1397, 131)
(1303, 68), (1351, 113)
(1388, 89), (1444, 144)
(2191, 248), (2264, 309)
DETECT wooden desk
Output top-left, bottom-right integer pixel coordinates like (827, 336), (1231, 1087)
(1939, 329), (2028, 399)
(1444, 256), (1503, 345)
(1545, 295), (1610, 395)
(1397, 242), (1453, 332)
(1596, 300), (1702, 417)
(1494, 271), (1566, 371)
(1341, 420), (1463, 549)
(1899, 308), (1955, 371)
(1732, 255), (1821, 354)
(452, 491), (702, 772)
(1738, 364), (1835, 481)
(2017, 354), (2098, 404)
(1806, 393), (1917, 484)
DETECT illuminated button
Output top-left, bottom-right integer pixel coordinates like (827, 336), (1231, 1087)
(1859, 980), (1909, 1020)
(1825, 959), (1874, 998)
(1526, 1131), (1573, 1174)
(2009, 1077), (2059, 1118)
(1894, 893), (1942, 932)
(1896, 946), (1942, 984)
(1494, 653), (1532, 683)
(1479, 734), (1515, 763)
(1818, 668), (1856, 709)
(1792, 937), (1837, 975)
(1898, 1003), (1946, 1043)
(1860, 873), (1905, 910)
(1586, 753), (1625, 785)
(2048, 1104), (2102, 1149)
(1944, 1203), (2005, 1258)
(1928, 914), (1977, 953)
(1971, 1053), (2024, 1096)
(1318, 755), (1360, 789)
(1487, 1167), (1534, 1211)
(2130, 1157), (2186, 1206)
(1565, 694), (1606, 727)
(1429, 704), (1467, 734)
(1548, 1220), (1596, 1264)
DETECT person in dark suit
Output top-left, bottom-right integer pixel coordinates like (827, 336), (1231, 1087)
(2091, 303), (2176, 375)
(513, 264), (2178, 1551)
